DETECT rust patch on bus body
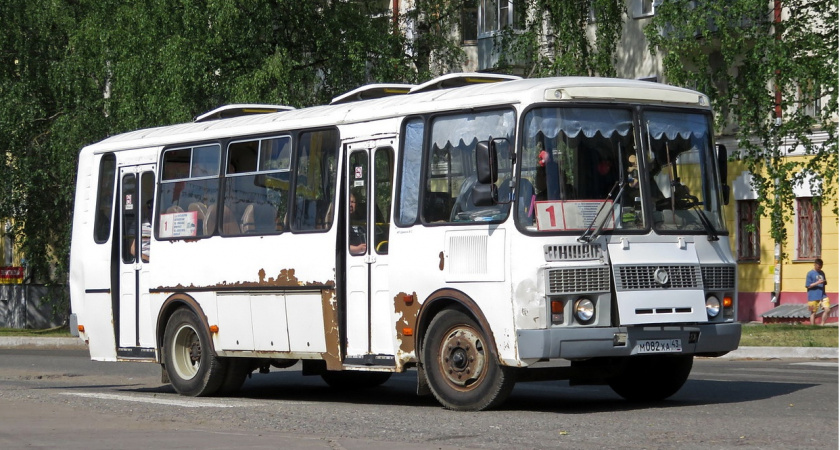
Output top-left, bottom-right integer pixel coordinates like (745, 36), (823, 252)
(394, 291), (420, 360)
(153, 268), (340, 369)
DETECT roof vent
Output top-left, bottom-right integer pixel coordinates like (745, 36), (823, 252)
(194, 104), (294, 123)
(330, 84), (414, 105)
(409, 73), (521, 94)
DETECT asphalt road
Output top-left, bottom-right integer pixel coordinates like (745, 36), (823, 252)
(0, 349), (836, 449)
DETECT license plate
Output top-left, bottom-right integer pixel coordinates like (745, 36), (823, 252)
(636, 339), (682, 354)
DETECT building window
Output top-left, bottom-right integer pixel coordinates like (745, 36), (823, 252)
(479, 0), (516, 37)
(461, 0), (478, 44)
(796, 197), (821, 260)
(736, 199), (759, 261)
(632, 0), (657, 19)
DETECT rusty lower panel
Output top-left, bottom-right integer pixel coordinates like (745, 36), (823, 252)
(394, 291), (421, 363)
(320, 287), (342, 370)
(155, 268), (340, 368)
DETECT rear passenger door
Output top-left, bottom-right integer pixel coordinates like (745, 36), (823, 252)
(117, 164), (156, 359)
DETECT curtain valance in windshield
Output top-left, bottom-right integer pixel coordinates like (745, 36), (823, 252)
(526, 108), (632, 139)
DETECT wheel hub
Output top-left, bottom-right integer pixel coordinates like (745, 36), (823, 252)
(439, 328), (485, 389)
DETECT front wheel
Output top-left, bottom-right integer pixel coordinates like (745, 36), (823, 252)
(422, 309), (515, 411)
(608, 355), (693, 402)
(163, 308), (227, 396)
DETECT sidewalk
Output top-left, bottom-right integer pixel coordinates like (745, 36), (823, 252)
(0, 336), (836, 359)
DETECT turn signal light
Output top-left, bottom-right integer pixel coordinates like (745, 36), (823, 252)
(209, 325), (219, 333)
(551, 300), (564, 314)
(723, 296), (733, 308)
(77, 325), (85, 333)
(402, 327), (413, 336)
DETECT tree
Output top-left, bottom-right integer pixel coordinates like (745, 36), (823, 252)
(645, 0), (838, 259)
(0, 0), (428, 312)
(492, 0), (626, 77)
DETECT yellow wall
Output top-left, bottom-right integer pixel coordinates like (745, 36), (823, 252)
(726, 157), (838, 296)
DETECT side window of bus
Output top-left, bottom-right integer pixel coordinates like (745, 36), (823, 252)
(422, 110), (514, 224)
(93, 153), (117, 243)
(292, 129), (339, 232)
(160, 144), (221, 238)
(397, 118), (424, 226)
(223, 136), (291, 235)
(373, 147), (393, 254)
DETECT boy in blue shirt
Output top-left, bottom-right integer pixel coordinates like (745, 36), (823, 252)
(806, 258), (830, 325)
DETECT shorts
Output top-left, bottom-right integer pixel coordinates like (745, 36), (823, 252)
(808, 298), (830, 313)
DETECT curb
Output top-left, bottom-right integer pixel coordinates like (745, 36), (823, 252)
(0, 337), (836, 360)
(0, 336), (88, 350)
(719, 346), (838, 360)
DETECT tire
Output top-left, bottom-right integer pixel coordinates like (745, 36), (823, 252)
(321, 370), (392, 389)
(608, 355), (694, 402)
(422, 309), (515, 411)
(217, 358), (254, 396)
(163, 308), (227, 397)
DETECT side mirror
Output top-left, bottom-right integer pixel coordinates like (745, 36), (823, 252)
(716, 144), (730, 205)
(476, 139), (499, 184)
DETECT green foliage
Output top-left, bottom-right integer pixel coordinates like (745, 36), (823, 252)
(646, 0), (839, 256)
(494, 0), (625, 77)
(0, 0), (433, 308)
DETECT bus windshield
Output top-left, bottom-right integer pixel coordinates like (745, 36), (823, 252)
(643, 110), (725, 235)
(519, 107), (640, 232)
(518, 107), (724, 236)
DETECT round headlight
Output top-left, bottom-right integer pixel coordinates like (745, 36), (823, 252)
(574, 298), (595, 323)
(706, 295), (721, 318)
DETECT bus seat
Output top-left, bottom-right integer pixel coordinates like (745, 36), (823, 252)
(205, 204), (218, 235)
(242, 203), (278, 233)
(221, 205), (240, 234)
(166, 205), (184, 214)
(188, 202), (207, 236)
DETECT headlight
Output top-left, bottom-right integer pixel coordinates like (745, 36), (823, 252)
(706, 295), (721, 318)
(574, 298), (595, 323)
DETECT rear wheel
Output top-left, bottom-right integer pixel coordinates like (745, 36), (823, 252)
(422, 309), (515, 411)
(608, 355), (693, 402)
(217, 358), (255, 395)
(163, 308), (227, 396)
(321, 370), (392, 389)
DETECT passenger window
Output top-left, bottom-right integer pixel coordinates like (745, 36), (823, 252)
(159, 144), (221, 238)
(223, 136), (291, 236)
(292, 129), (339, 232)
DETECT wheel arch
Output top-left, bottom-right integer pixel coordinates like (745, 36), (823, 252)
(416, 288), (501, 362)
(156, 293), (216, 359)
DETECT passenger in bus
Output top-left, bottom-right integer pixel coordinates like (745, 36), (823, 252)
(349, 193), (366, 254)
(129, 201), (152, 262)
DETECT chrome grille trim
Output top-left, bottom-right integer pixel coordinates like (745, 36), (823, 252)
(547, 266), (611, 295)
(702, 265), (736, 290)
(615, 265), (702, 290)
(544, 244), (603, 262)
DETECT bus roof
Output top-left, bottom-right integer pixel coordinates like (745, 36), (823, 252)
(82, 76), (710, 155)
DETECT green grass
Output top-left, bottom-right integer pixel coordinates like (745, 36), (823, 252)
(0, 326), (72, 337)
(1, 324), (837, 347)
(739, 323), (838, 348)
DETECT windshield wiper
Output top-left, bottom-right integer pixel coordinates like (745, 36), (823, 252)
(578, 181), (625, 243)
(690, 204), (719, 241)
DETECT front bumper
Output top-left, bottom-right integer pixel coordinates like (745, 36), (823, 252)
(517, 322), (741, 360)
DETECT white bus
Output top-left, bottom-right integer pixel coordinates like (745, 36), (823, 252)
(69, 74), (740, 411)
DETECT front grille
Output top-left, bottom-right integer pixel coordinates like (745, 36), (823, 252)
(615, 265), (702, 290)
(702, 265), (736, 290)
(547, 266), (611, 295)
(544, 244), (603, 262)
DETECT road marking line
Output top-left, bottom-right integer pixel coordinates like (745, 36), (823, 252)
(63, 392), (251, 408)
(790, 362), (838, 367)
